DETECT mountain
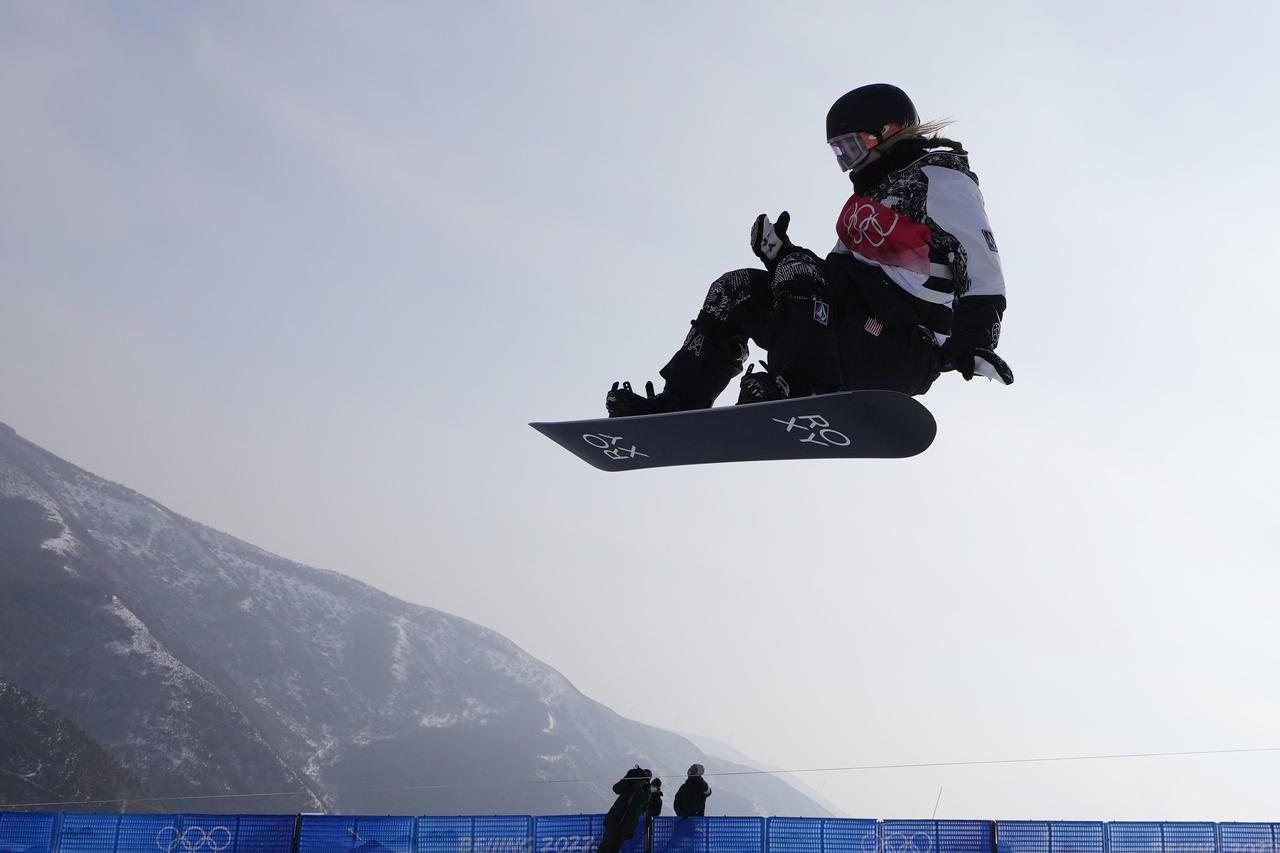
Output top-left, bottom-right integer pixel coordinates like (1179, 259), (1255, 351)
(676, 731), (847, 818)
(0, 421), (831, 816)
(0, 677), (147, 809)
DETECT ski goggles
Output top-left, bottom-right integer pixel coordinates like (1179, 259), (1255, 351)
(828, 131), (876, 172)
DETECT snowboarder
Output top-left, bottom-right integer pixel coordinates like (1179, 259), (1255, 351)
(673, 763), (712, 818)
(606, 83), (1012, 418)
(598, 766), (653, 853)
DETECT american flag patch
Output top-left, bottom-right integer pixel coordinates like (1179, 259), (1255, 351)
(864, 317), (883, 337)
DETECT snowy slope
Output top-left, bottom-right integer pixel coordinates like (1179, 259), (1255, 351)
(0, 421), (829, 815)
(0, 677), (146, 807)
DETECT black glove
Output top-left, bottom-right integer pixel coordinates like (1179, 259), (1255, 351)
(944, 346), (1014, 384)
(943, 294), (1012, 384)
(750, 211), (796, 272)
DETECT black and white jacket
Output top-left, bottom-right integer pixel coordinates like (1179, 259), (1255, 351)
(824, 138), (1007, 352)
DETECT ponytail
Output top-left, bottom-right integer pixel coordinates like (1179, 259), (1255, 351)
(881, 118), (967, 155)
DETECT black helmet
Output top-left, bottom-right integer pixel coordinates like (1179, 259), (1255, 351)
(826, 84), (919, 142)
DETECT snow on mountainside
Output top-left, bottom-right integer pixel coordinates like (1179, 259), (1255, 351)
(0, 678), (147, 808)
(0, 421), (831, 816)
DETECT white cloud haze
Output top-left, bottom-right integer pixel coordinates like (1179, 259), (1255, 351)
(3, 0), (1280, 820)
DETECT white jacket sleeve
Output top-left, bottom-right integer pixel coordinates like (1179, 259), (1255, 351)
(922, 164), (1006, 299)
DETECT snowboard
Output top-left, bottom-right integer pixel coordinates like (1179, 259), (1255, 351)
(530, 390), (935, 472)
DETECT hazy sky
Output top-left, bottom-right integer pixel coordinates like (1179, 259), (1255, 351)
(4, 0), (1280, 821)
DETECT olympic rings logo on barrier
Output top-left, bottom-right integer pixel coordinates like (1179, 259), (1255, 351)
(156, 825), (233, 852)
(860, 831), (934, 853)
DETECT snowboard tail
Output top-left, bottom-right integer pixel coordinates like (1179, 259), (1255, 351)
(530, 390), (935, 472)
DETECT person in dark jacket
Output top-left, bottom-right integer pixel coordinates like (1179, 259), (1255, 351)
(646, 777), (663, 817)
(673, 763), (712, 818)
(598, 766), (653, 853)
(606, 82), (1012, 418)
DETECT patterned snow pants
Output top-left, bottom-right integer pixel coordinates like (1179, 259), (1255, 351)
(658, 254), (941, 408)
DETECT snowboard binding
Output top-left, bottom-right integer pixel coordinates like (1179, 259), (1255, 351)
(606, 381), (686, 418)
(736, 363), (793, 404)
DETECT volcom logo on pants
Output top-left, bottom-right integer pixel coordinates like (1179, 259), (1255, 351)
(813, 300), (830, 326)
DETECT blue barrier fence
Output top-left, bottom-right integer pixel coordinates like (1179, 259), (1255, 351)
(0, 815), (1277, 853)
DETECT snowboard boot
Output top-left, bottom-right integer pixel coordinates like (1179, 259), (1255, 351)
(606, 381), (687, 418)
(736, 363), (797, 404)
